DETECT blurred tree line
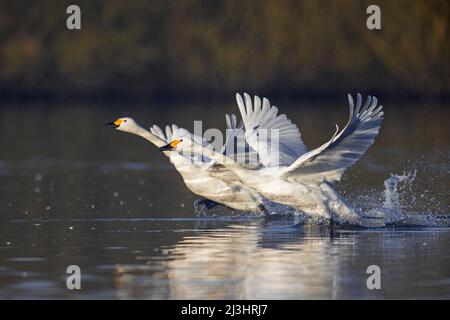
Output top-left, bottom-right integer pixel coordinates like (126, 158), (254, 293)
(0, 0), (448, 100)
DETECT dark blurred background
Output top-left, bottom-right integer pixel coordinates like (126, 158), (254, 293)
(0, 1), (449, 300)
(0, 0), (449, 101)
(0, 0), (448, 219)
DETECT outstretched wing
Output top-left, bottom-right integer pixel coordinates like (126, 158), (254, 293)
(279, 93), (384, 183)
(204, 113), (260, 170)
(149, 124), (166, 142)
(236, 93), (308, 167)
(150, 124), (207, 164)
(150, 123), (190, 144)
(221, 113), (242, 155)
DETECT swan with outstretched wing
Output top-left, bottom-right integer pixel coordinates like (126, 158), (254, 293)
(162, 93), (385, 226)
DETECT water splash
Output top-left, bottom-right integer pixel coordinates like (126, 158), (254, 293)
(383, 170), (417, 212)
(367, 170), (450, 227)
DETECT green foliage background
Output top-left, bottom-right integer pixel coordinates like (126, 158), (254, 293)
(0, 0), (448, 99)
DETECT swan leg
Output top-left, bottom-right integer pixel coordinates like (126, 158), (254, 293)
(257, 204), (269, 214)
(194, 198), (220, 215)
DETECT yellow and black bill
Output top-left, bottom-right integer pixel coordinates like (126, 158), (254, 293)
(159, 139), (182, 151)
(105, 119), (123, 128)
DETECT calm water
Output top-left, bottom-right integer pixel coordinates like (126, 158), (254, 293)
(0, 100), (449, 299)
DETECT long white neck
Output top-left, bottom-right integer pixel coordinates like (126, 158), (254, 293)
(131, 125), (192, 170)
(133, 126), (166, 148)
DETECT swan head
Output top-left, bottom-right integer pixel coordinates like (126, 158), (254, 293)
(159, 134), (197, 152)
(106, 117), (142, 134)
(159, 137), (190, 151)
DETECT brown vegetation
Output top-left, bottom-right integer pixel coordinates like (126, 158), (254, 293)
(0, 0), (448, 99)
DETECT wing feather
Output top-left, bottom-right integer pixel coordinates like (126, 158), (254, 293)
(235, 93), (308, 167)
(204, 113), (260, 170)
(279, 93), (384, 182)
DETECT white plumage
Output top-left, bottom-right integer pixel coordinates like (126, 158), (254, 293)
(236, 93), (308, 167)
(165, 93), (385, 226)
(280, 93), (384, 182)
(108, 116), (265, 213)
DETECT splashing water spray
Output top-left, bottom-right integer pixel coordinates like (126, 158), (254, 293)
(364, 170), (416, 225)
(374, 170), (450, 227)
(383, 170), (417, 212)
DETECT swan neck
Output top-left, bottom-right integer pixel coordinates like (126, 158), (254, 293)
(135, 126), (166, 148)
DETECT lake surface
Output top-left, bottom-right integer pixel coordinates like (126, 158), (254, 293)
(0, 99), (449, 299)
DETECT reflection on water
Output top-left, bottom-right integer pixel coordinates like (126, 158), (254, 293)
(0, 101), (449, 299)
(0, 218), (449, 299)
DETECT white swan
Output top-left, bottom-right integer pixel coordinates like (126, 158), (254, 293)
(106, 116), (266, 213)
(160, 93), (385, 226)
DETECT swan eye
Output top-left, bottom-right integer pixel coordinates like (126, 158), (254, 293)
(124, 120), (127, 122)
